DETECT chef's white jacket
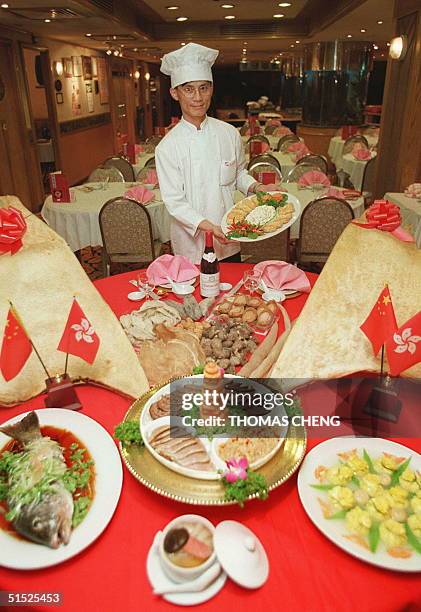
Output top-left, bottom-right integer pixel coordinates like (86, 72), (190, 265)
(155, 116), (255, 264)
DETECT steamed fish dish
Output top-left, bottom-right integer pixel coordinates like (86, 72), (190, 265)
(0, 412), (73, 548)
(312, 448), (421, 558)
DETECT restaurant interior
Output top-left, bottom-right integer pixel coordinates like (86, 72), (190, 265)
(0, 0), (420, 610)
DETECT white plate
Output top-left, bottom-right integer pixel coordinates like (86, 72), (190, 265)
(146, 534), (227, 606)
(221, 192), (301, 242)
(128, 290), (146, 301)
(0, 409), (123, 570)
(297, 437), (421, 572)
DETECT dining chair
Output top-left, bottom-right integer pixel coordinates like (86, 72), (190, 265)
(99, 197), (161, 276)
(343, 135), (369, 155)
(146, 136), (163, 147)
(361, 156), (377, 196)
(136, 166), (158, 182)
(296, 154), (328, 174)
(264, 125), (278, 135)
(249, 163), (283, 184)
(248, 153), (281, 172)
(296, 197), (355, 264)
(285, 163), (327, 183)
(246, 134), (270, 146)
(240, 120), (261, 136)
(241, 228), (290, 264)
(103, 156), (135, 182)
(144, 156), (156, 168)
(276, 134), (300, 152)
(87, 166), (125, 183)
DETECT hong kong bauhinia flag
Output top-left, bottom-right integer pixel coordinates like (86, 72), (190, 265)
(385, 311), (421, 376)
(0, 307), (32, 381)
(57, 299), (100, 364)
(360, 286), (398, 356)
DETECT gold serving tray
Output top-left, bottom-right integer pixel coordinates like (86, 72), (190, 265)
(119, 383), (307, 505)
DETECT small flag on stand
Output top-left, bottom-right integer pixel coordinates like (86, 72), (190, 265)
(57, 299), (100, 364)
(0, 307), (32, 381)
(360, 286), (398, 356)
(385, 311), (421, 376)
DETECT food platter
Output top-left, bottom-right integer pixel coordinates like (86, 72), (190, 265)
(221, 191), (301, 243)
(297, 437), (421, 572)
(119, 378), (307, 505)
(0, 409), (123, 570)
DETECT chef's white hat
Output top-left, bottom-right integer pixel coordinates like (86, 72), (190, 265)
(160, 42), (219, 88)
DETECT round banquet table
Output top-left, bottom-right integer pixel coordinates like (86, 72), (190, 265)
(327, 135), (378, 167)
(335, 152), (377, 191)
(384, 191), (421, 248)
(0, 264), (420, 612)
(41, 183), (171, 252)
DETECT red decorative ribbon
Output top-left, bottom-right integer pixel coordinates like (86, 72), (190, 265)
(353, 199), (414, 242)
(0, 207), (27, 255)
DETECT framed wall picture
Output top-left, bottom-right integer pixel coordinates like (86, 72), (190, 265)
(91, 57), (98, 77)
(85, 82), (94, 113)
(72, 56), (82, 77)
(56, 92), (64, 104)
(63, 57), (73, 78)
(82, 55), (92, 80)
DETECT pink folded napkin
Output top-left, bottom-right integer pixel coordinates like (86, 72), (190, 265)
(135, 144), (145, 154)
(254, 261), (311, 293)
(325, 187), (345, 199)
(124, 185), (155, 205)
(287, 142), (305, 153)
(298, 170), (330, 187)
(140, 168), (159, 187)
(404, 183), (421, 198)
(274, 126), (292, 136)
(352, 148), (371, 160)
(294, 145), (311, 161)
(266, 119), (282, 128)
(147, 254), (199, 285)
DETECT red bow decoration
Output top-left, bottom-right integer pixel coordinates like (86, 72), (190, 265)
(353, 200), (414, 242)
(0, 207), (27, 255)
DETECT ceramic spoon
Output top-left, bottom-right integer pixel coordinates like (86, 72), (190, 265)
(261, 279), (285, 302)
(153, 562), (222, 596)
(165, 275), (194, 295)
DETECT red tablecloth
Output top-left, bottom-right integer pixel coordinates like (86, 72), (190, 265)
(0, 264), (420, 612)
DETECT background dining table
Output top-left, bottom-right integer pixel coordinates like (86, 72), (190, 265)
(41, 182), (171, 252)
(335, 152), (377, 191)
(0, 264), (420, 612)
(328, 134), (378, 167)
(385, 192), (421, 247)
(132, 153), (156, 179)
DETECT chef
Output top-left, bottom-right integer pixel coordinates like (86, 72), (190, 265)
(155, 43), (280, 265)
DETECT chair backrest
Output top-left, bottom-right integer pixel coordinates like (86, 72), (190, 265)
(241, 228), (290, 263)
(264, 125), (277, 135)
(297, 197), (355, 262)
(248, 153), (281, 171)
(361, 156), (377, 194)
(296, 154), (328, 174)
(99, 197), (155, 260)
(136, 166), (158, 183)
(277, 134), (300, 152)
(333, 169), (355, 189)
(240, 120), (261, 136)
(103, 156), (135, 181)
(246, 134), (270, 145)
(343, 135), (369, 155)
(146, 135), (163, 147)
(250, 163), (283, 183)
(144, 156), (156, 168)
(87, 166), (125, 183)
(285, 163), (326, 183)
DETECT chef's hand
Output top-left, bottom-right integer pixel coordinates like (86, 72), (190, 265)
(198, 220), (230, 245)
(249, 181), (283, 193)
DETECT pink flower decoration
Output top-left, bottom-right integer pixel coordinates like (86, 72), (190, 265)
(224, 457), (249, 483)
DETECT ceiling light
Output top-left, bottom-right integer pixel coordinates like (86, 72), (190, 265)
(54, 61), (63, 76)
(145, 72), (150, 81)
(347, 34), (352, 38)
(386, 42), (390, 46)
(221, 3), (234, 7)
(86, 33), (92, 37)
(1, 3), (9, 8)
(295, 40), (300, 44)
(377, 20), (383, 24)
(166, 5), (179, 9)
(373, 44), (379, 50)
(181, 42), (185, 46)
(177, 16), (188, 21)
(389, 35), (407, 60)
(360, 28), (366, 33)
(273, 14), (284, 18)
(242, 48), (247, 52)
(133, 48), (138, 51)
(106, 49), (112, 55)
(278, 2), (291, 6)
(119, 51), (123, 57)
(44, 18), (51, 23)
(225, 15), (235, 19)
(290, 44), (295, 47)
(113, 50), (119, 56)
(243, 41), (247, 45)
(134, 70), (140, 79)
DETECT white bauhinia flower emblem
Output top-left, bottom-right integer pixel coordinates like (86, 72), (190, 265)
(393, 328), (421, 355)
(71, 318), (95, 343)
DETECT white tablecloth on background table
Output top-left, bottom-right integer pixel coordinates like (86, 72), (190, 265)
(234, 183), (364, 240)
(335, 152), (377, 191)
(36, 140), (55, 163)
(328, 135), (378, 166)
(132, 153), (155, 179)
(385, 192), (421, 247)
(41, 182), (171, 252)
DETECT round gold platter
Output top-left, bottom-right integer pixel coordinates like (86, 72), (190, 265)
(119, 382), (307, 505)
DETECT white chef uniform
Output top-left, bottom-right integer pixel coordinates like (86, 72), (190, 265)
(155, 43), (255, 264)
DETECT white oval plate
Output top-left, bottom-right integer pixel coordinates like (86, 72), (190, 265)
(128, 290), (146, 301)
(297, 437), (421, 572)
(221, 192), (301, 242)
(0, 409), (123, 570)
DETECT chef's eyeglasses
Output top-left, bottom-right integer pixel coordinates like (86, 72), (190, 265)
(178, 83), (212, 97)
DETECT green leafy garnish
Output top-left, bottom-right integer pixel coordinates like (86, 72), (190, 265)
(351, 475), (360, 487)
(328, 509), (348, 520)
(311, 483), (335, 491)
(114, 421), (143, 448)
(368, 523), (380, 552)
(72, 496), (91, 527)
(363, 449), (376, 474)
(405, 522), (421, 554)
(390, 457), (411, 487)
(256, 191), (288, 209)
(192, 364), (205, 375)
(62, 447), (94, 494)
(222, 469), (268, 507)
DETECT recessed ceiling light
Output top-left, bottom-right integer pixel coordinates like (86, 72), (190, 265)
(279, 2), (291, 6)
(295, 40), (300, 44)
(221, 3), (234, 7)
(85, 33), (92, 37)
(360, 28), (366, 33)
(181, 42), (186, 46)
(44, 18), (51, 23)
(377, 20), (383, 24)
(225, 15), (235, 19)
(243, 41), (247, 45)
(273, 14), (284, 18)
(166, 5), (179, 9)
(1, 3), (9, 8)
(386, 42), (390, 46)
(347, 34), (352, 38)
(290, 44), (295, 47)
(106, 49), (112, 55)
(373, 44), (379, 50)
(176, 16), (188, 21)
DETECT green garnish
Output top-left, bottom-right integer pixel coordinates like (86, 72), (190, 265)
(351, 475), (360, 487)
(256, 191), (288, 209)
(114, 421), (144, 448)
(328, 509), (348, 520)
(192, 364), (205, 375)
(389, 457), (411, 487)
(62, 447), (94, 494)
(222, 469), (268, 507)
(72, 496), (91, 527)
(311, 484), (334, 491)
(363, 449), (376, 474)
(405, 522), (421, 554)
(368, 523), (380, 552)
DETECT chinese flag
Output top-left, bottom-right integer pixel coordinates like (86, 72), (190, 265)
(360, 286), (398, 356)
(0, 308), (32, 381)
(385, 311), (421, 376)
(57, 299), (100, 364)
